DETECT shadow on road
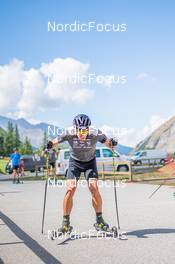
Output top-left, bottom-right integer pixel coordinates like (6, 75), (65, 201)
(0, 258), (5, 264)
(0, 211), (62, 264)
(54, 228), (175, 245)
(0, 241), (24, 246)
(127, 228), (175, 238)
(0, 191), (22, 196)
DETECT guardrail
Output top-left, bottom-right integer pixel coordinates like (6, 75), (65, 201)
(131, 158), (165, 175)
(97, 161), (132, 181)
(34, 159), (167, 182)
(35, 161), (133, 180)
(132, 158), (165, 166)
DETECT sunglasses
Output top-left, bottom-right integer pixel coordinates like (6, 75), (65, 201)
(77, 127), (89, 135)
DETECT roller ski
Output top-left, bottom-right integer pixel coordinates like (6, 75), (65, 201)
(94, 222), (127, 240)
(94, 222), (118, 238)
(94, 214), (118, 239)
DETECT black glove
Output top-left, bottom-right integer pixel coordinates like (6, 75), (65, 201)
(110, 138), (118, 146)
(47, 141), (53, 149)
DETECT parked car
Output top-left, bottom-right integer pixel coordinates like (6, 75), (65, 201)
(34, 155), (46, 172)
(6, 155), (46, 174)
(131, 149), (168, 165)
(56, 147), (130, 176)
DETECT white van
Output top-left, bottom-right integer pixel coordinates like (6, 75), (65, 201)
(56, 147), (130, 176)
(131, 149), (167, 165)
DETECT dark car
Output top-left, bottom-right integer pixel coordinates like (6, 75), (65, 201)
(6, 155), (46, 174)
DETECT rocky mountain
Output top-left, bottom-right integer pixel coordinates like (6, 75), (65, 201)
(135, 116), (175, 153)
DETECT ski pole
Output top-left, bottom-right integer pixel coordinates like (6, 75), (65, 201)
(41, 179), (48, 234)
(112, 149), (121, 230)
(41, 151), (49, 234)
(148, 179), (167, 199)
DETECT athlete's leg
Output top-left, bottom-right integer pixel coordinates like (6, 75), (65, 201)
(47, 164), (51, 177)
(51, 163), (56, 177)
(88, 179), (102, 213)
(86, 162), (108, 227)
(13, 168), (17, 183)
(51, 177), (77, 237)
(85, 159), (102, 213)
(61, 162), (81, 228)
(53, 163), (56, 177)
(63, 179), (77, 215)
(88, 178), (109, 228)
(16, 167), (20, 183)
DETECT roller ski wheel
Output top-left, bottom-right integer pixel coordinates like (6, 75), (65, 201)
(94, 223), (118, 237)
(110, 226), (128, 240)
(51, 225), (73, 240)
(94, 223), (128, 240)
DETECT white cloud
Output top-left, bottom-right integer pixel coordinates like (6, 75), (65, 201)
(0, 59), (24, 114)
(100, 115), (169, 147)
(136, 72), (149, 80)
(0, 57), (94, 119)
(41, 57), (93, 104)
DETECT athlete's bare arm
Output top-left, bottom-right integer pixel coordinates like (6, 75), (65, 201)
(52, 138), (59, 147)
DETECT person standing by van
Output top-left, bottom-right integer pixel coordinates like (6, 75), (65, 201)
(11, 149), (21, 184)
(52, 114), (117, 235)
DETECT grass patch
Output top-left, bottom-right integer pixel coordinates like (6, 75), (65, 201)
(131, 171), (175, 186)
(0, 159), (8, 174)
(132, 171), (170, 181)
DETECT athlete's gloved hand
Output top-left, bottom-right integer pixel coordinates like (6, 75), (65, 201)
(47, 141), (53, 149)
(110, 138), (118, 146)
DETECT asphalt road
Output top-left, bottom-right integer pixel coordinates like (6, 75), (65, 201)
(0, 179), (175, 264)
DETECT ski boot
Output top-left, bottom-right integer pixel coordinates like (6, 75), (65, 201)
(51, 224), (73, 240)
(95, 213), (110, 231)
(94, 214), (118, 238)
(51, 216), (73, 240)
(94, 222), (118, 237)
(94, 221), (109, 231)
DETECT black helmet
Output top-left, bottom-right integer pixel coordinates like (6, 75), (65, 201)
(73, 114), (91, 128)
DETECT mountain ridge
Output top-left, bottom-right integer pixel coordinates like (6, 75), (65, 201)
(0, 115), (132, 154)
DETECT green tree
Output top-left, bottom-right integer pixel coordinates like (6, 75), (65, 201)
(43, 131), (48, 149)
(5, 121), (15, 155)
(14, 124), (21, 149)
(20, 136), (33, 155)
(0, 127), (6, 156)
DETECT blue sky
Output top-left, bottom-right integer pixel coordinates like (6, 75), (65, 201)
(0, 0), (175, 146)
